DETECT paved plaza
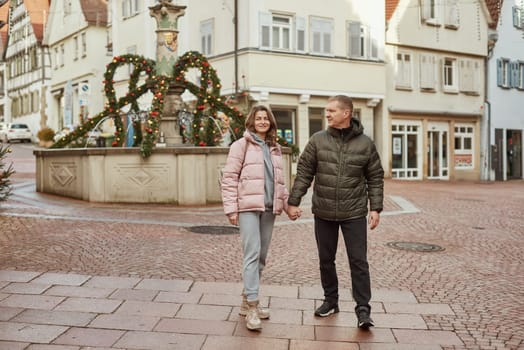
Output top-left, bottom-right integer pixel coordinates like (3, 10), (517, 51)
(0, 143), (523, 349)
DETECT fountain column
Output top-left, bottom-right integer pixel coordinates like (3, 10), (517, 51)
(149, 0), (186, 145)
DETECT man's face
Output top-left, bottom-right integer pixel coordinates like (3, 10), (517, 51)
(325, 100), (351, 129)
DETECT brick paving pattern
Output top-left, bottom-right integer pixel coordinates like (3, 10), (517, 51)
(0, 144), (523, 349)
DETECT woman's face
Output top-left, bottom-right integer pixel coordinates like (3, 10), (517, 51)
(254, 110), (270, 138)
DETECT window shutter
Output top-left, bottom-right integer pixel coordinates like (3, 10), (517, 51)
(445, 0), (460, 28)
(348, 22), (361, 57)
(370, 26), (378, 59)
(458, 59), (466, 91)
(513, 7), (521, 28)
(122, 1), (128, 17)
(472, 61), (480, 94)
(295, 17), (306, 52)
(259, 12), (271, 49)
(496, 59), (503, 86)
(421, 0), (432, 21)
(520, 63), (524, 89)
(420, 54), (436, 90)
(511, 62), (520, 88)
(325, 21), (333, 54)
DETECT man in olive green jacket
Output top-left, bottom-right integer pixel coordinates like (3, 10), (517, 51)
(287, 95), (384, 329)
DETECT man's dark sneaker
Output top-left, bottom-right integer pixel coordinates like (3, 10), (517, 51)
(314, 301), (339, 317)
(356, 305), (374, 329)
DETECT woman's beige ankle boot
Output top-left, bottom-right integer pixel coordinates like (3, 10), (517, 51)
(240, 294), (270, 319)
(245, 300), (262, 330)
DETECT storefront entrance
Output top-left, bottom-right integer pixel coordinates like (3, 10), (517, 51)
(427, 122), (449, 179)
(506, 129), (522, 179)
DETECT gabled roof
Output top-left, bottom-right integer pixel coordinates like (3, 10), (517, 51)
(80, 0), (108, 26)
(485, 0), (502, 29)
(24, 0), (50, 43)
(386, 0), (400, 21)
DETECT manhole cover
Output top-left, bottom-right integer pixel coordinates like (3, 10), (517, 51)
(386, 241), (444, 252)
(188, 225), (239, 235)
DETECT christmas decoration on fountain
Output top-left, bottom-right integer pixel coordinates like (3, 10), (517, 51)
(50, 51), (295, 158)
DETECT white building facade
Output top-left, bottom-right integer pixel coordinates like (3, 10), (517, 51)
(484, 0), (524, 181)
(385, 0), (493, 181)
(44, 0), (108, 132)
(179, 0), (386, 156)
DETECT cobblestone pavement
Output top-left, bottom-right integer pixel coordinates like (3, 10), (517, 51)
(0, 143), (523, 349)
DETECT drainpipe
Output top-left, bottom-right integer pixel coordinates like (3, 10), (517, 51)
(485, 31), (498, 181)
(234, 0), (239, 96)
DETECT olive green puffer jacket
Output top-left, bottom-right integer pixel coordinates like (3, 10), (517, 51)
(288, 119), (384, 221)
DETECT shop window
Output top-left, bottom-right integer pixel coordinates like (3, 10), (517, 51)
(454, 124), (474, 169)
(309, 108), (324, 136)
(273, 109), (295, 144)
(392, 121), (421, 179)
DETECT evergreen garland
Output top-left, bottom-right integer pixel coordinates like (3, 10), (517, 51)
(50, 51), (298, 157)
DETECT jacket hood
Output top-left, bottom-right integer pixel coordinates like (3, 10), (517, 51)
(327, 118), (364, 140)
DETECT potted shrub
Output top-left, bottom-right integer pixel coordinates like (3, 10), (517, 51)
(37, 127), (55, 148)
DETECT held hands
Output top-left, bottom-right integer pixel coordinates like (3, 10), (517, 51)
(368, 210), (380, 230)
(287, 205), (302, 221)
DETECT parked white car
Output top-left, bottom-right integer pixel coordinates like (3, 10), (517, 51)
(0, 123), (32, 143)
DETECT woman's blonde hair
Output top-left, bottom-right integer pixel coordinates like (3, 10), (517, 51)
(245, 105), (278, 146)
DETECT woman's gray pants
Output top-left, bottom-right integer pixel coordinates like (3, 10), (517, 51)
(239, 211), (276, 302)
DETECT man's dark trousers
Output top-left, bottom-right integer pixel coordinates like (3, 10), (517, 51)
(314, 216), (371, 308)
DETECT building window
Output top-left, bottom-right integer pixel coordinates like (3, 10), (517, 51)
(517, 61), (524, 90)
(81, 33), (87, 57)
(392, 121), (421, 179)
(33, 91), (39, 112)
(296, 17), (306, 52)
(348, 22), (365, 58)
(421, 0), (441, 25)
(443, 57), (458, 92)
(419, 54), (436, 91)
(54, 48), (59, 69)
(64, 0), (72, 15)
(273, 109), (295, 144)
(396, 52), (412, 89)
(513, 6), (523, 29)
(60, 44), (65, 67)
(459, 59), (480, 95)
(200, 19), (213, 56)
(310, 17), (333, 55)
(309, 108), (324, 136)
(122, 0), (139, 18)
(73, 36), (78, 60)
(497, 58), (511, 88)
(259, 13), (292, 51)
(454, 124), (474, 169)
(444, 0), (460, 28)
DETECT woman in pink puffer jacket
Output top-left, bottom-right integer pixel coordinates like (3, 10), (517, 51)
(221, 105), (295, 331)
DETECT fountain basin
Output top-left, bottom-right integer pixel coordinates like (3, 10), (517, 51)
(34, 147), (293, 205)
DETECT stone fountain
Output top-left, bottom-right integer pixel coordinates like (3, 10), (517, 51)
(34, 1), (292, 205)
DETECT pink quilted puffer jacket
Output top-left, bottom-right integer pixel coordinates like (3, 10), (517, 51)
(221, 131), (289, 216)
